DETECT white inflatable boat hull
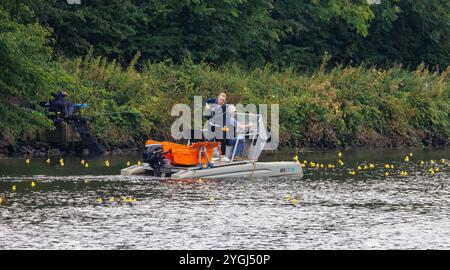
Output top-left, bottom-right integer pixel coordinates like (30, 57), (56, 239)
(120, 161), (303, 179)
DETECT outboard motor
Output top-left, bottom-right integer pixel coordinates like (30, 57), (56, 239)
(143, 144), (166, 177)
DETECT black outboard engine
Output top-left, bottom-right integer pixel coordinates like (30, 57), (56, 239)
(143, 144), (166, 177)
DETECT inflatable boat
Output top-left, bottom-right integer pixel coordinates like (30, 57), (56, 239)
(121, 113), (303, 179)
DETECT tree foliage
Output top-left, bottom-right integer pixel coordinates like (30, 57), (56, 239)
(0, 5), (55, 142)
(10, 0), (448, 69)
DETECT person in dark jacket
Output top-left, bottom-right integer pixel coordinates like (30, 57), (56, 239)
(205, 93), (227, 153)
(50, 91), (74, 118)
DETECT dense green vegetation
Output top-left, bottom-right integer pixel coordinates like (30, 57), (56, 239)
(0, 1), (449, 151)
(12, 0), (450, 69)
(67, 54), (450, 148)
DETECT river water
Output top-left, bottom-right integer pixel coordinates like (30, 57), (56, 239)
(0, 148), (449, 249)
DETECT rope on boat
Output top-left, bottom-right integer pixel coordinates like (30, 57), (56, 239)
(250, 161), (256, 177)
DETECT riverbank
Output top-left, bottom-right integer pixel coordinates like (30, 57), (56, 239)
(69, 55), (449, 149)
(2, 54), (449, 151)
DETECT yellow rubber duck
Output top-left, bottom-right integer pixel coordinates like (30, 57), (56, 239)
(293, 155), (299, 162)
(357, 166), (362, 170)
(369, 164), (375, 169)
(287, 195), (292, 201)
(12, 185), (16, 192)
(349, 170), (356, 175)
(420, 160), (424, 166)
(404, 156), (409, 162)
(126, 161), (131, 166)
(137, 161), (141, 165)
(435, 168), (440, 172)
(385, 172), (389, 176)
(291, 199), (298, 205)
(363, 165), (368, 170)
(109, 197), (115, 202)
(385, 164), (390, 169)
(0, 197), (3, 204)
(81, 159), (85, 165)
(31, 181), (36, 188)
(441, 159), (445, 164)
(85, 163), (89, 168)
(25, 158), (30, 165)
(390, 164), (394, 169)
(409, 152), (413, 157)
(97, 198), (103, 203)
(46, 158), (51, 164)
(338, 152), (342, 158)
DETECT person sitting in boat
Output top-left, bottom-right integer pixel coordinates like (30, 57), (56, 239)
(50, 90), (75, 118)
(225, 105), (253, 160)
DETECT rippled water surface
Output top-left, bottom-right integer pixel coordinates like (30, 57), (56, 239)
(0, 148), (449, 249)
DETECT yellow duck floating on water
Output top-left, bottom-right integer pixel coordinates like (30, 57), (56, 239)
(404, 156), (409, 162)
(31, 181), (36, 188)
(25, 159), (30, 165)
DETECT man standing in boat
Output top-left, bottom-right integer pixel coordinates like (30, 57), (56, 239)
(205, 92), (228, 154)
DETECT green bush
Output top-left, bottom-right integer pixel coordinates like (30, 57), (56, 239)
(65, 53), (449, 149)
